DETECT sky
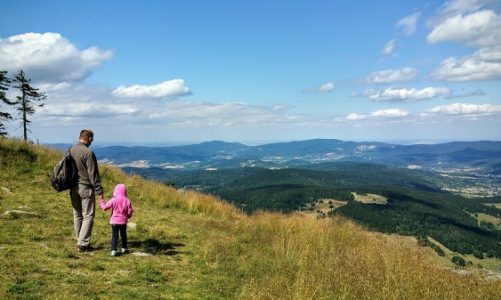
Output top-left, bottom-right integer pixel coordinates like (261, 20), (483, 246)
(1, 0), (501, 145)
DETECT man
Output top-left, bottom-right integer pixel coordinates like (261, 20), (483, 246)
(69, 129), (104, 252)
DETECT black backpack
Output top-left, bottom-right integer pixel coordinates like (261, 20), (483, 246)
(51, 147), (78, 192)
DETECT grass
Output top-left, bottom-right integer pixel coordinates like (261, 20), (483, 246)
(352, 192), (388, 205)
(1, 137), (501, 299)
(476, 213), (501, 226)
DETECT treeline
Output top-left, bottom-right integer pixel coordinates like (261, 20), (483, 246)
(0, 70), (46, 141)
(124, 165), (501, 258)
(331, 188), (501, 258)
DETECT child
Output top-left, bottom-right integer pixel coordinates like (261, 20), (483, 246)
(99, 184), (133, 256)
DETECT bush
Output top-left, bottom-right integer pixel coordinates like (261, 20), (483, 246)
(472, 250), (484, 259)
(452, 256), (466, 267)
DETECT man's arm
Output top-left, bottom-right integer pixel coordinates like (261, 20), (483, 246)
(87, 152), (104, 196)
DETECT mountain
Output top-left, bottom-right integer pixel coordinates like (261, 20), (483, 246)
(2, 138), (501, 298)
(91, 139), (501, 175)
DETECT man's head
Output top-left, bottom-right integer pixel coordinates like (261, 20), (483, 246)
(79, 129), (94, 146)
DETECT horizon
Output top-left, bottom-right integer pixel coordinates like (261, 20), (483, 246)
(42, 137), (501, 148)
(2, 1), (501, 143)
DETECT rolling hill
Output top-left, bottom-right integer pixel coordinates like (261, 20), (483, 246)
(88, 139), (501, 175)
(2, 138), (501, 298)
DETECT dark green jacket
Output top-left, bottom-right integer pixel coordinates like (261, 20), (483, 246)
(70, 142), (104, 196)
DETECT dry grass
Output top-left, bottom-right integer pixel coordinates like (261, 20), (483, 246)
(476, 213), (501, 225)
(352, 192), (388, 205)
(1, 138), (501, 299)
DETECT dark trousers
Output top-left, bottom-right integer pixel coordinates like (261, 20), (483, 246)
(111, 224), (127, 251)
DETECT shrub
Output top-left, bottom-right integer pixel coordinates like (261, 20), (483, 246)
(452, 256), (466, 267)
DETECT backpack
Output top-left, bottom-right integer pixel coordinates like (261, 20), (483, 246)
(51, 147), (78, 192)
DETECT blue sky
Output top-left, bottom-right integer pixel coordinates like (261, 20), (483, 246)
(1, 0), (501, 144)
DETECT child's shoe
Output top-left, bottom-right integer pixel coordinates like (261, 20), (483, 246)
(110, 250), (117, 256)
(121, 248), (128, 254)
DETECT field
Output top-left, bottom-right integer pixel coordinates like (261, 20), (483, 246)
(1, 138), (501, 299)
(352, 192), (388, 204)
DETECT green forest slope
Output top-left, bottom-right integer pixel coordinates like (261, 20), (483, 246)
(1, 138), (500, 299)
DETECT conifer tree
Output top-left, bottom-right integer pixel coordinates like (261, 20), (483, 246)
(0, 70), (15, 136)
(13, 70), (46, 141)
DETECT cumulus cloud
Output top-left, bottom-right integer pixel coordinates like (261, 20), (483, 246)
(40, 102), (137, 118)
(148, 101), (314, 127)
(0, 32), (113, 83)
(421, 102), (501, 117)
(363, 87), (451, 102)
(367, 67), (419, 83)
(345, 113), (367, 121)
(382, 39), (397, 56)
(112, 79), (191, 99)
(397, 12), (421, 36)
(370, 109), (410, 118)
(431, 0), (492, 25)
(304, 82), (335, 93)
(432, 46), (501, 81)
(427, 9), (501, 47)
(336, 109), (410, 122)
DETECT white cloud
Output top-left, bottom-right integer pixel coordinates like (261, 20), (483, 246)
(437, 0), (485, 17)
(304, 82), (335, 93)
(346, 113), (367, 121)
(40, 102), (137, 118)
(432, 46), (501, 81)
(370, 109), (410, 118)
(0, 32), (113, 83)
(382, 39), (397, 56)
(367, 67), (418, 83)
(397, 12), (421, 36)
(421, 102), (501, 117)
(112, 79), (191, 99)
(363, 87), (451, 102)
(336, 109), (410, 122)
(148, 100), (314, 127)
(427, 9), (501, 47)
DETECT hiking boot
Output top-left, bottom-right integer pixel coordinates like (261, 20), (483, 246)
(77, 245), (88, 252)
(121, 248), (128, 254)
(110, 250), (117, 256)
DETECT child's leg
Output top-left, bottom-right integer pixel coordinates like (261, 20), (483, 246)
(119, 225), (128, 249)
(111, 224), (119, 251)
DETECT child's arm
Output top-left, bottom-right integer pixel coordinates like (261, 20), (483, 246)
(127, 201), (133, 219)
(99, 197), (114, 211)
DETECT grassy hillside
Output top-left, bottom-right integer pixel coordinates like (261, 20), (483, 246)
(1, 138), (501, 299)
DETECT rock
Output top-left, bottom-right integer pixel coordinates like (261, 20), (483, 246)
(1, 187), (12, 194)
(127, 222), (137, 229)
(3, 210), (40, 217)
(131, 251), (153, 257)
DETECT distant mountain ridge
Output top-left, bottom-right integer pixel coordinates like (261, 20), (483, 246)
(71, 139), (501, 175)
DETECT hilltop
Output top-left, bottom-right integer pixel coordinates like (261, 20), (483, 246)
(1, 138), (501, 299)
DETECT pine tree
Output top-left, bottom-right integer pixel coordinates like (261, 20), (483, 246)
(13, 70), (46, 141)
(0, 70), (15, 136)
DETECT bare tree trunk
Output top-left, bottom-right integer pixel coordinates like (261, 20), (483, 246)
(21, 92), (27, 141)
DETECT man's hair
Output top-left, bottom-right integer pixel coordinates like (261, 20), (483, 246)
(79, 129), (94, 140)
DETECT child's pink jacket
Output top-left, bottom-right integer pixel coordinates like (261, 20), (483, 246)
(99, 184), (133, 225)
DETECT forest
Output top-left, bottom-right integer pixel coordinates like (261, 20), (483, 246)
(124, 162), (501, 259)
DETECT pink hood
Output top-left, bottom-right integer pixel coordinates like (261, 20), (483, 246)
(99, 183), (133, 224)
(114, 184), (127, 198)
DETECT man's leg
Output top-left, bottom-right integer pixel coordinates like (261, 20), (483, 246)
(70, 187), (83, 241)
(77, 185), (95, 247)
